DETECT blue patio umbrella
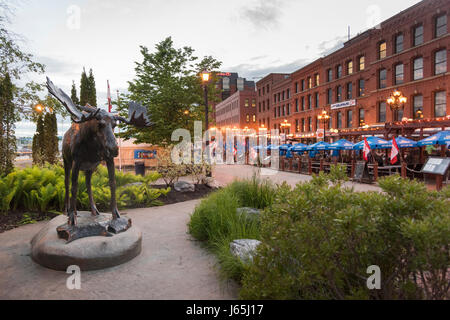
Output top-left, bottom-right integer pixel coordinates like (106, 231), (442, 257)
(291, 143), (308, 152)
(353, 137), (391, 150)
(279, 144), (293, 151)
(266, 145), (280, 150)
(390, 136), (418, 148)
(306, 141), (330, 151)
(328, 139), (354, 150)
(417, 131), (450, 147)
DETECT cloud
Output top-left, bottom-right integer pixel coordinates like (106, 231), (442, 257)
(36, 55), (82, 79)
(240, 0), (284, 30)
(317, 36), (347, 57)
(225, 58), (310, 80)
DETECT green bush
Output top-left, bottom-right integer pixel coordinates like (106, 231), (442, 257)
(188, 176), (276, 281)
(240, 173), (449, 300)
(0, 165), (169, 214)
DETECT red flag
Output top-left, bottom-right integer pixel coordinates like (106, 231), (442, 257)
(363, 138), (371, 161)
(107, 80), (112, 113)
(390, 137), (400, 165)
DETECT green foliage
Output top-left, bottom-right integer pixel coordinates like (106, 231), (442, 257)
(71, 81), (79, 105)
(80, 68), (97, 107)
(117, 37), (222, 145)
(0, 165), (167, 214)
(240, 173), (449, 300)
(188, 177), (275, 281)
(0, 72), (17, 176)
(32, 113), (44, 165)
(42, 112), (59, 164)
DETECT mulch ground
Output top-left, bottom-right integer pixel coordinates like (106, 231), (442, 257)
(0, 184), (217, 234)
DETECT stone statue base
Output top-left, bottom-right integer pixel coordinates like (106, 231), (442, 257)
(31, 212), (141, 271)
(56, 212), (132, 243)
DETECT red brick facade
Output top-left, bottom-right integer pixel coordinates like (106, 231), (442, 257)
(215, 90), (258, 130)
(256, 0), (450, 143)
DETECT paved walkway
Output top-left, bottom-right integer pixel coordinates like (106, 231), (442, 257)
(0, 200), (238, 300)
(213, 164), (382, 192)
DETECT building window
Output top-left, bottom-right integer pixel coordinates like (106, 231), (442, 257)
(379, 41), (387, 59)
(287, 104), (291, 116)
(413, 95), (424, 119)
(308, 95), (312, 109)
(336, 65), (342, 79)
(282, 91), (285, 101)
(267, 99), (270, 111)
(278, 93), (281, 101)
(327, 69), (333, 82)
(378, 102), (386, 123)
(253, 115), (256, 122)
(358, 79), (365, 96)
(282, 105), (285, 116)
(395, 64), (404, 85)
(301, 118), (305, 132)
(295, 82), (299, 93)
(245, 99), (249, 107)
(435, 49), (447, 75)
(287, 89), (290, 99)
(274, 94), (277, 103)
(359, 56), (365, 71)
(413, 57), (424, 80)
(347, 110), (353, 128)
(258, 103), (261, 112)
(258, 89), (261, 97)
(301, 80), (305, 91)
(413, 25), (424, 46)
(379, 69), (387, 89)
(346, 82), (353, 100)
(328, 115), (332, 129)
(347, 60), (353, 75)
(434, 91), (446, 117)
(336, 86), (342, 102)
(252, 99), (256, 107)
(308, 77), (312, 89)
(435, 14), (447, 38)
(246, 114), (250, 122)
(301, 96), (305, 111)
(337, 112), (342, 129)
(359, 109), (365, 126)
(315, 92), (319, 108)
(315, 74), (320, 86)
(274, 108), (277, 118)
(263, 101), (265, 111)
(327, 88), (332, 104)
(295, 99), (299, 112)
(262, 87), (265, 95)
(395, 34), (404, 53)
(308, 117), (312, 132)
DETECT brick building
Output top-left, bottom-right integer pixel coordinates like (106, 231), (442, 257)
(256, 0), (450, 143)
(215, 89), (258, 130)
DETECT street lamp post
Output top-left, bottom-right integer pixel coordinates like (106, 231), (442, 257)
(387, 89), (407, 122)
(201, 70), (212, 177)
(318, 110), (330, 142)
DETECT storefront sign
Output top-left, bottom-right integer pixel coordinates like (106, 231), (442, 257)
(331, 99), (356, 110)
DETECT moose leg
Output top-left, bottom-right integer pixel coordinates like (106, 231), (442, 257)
(85, 170), (100, 216)
(63, 158), (71, 215)
(107, 159), (121, 220)
(68, 162), (80, 226)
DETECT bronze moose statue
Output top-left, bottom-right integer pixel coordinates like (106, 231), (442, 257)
(46, 77), (152, 238)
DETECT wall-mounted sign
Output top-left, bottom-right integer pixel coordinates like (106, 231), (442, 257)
(331, 99), (356, 110)
(134, 150), (157, 160)
(217, 72), (231, 77)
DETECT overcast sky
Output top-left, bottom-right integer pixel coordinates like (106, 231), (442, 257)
(8, 0), (422, 136)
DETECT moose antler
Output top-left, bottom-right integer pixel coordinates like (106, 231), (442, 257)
(46, 77), (99, 123)
(115, 102), (152, 128)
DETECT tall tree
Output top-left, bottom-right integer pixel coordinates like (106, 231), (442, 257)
(118, 37), (222, 145)
(0, 72), (17, 175)
(79, 68), (90, 106)
(87, 68), (97, 107)
(71, 81), (79, 105)
(32, 113), (44, 166)
(42, 111), (58, 164)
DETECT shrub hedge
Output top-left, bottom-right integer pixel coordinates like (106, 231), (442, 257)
(189, 166), (450, 300)
(0, 165), (170, 214)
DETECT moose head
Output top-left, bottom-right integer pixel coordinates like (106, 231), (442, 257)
(46, 77), (152, 230)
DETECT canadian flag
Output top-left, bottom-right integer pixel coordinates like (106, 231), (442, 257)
(107, 80), (112, 113)
(390, 137), (400, 165)
(363, 138), (371, 161)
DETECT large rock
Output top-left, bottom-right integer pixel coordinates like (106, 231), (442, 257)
(230, 239), (261, 264)
(174, 181), (195, 193)
(203, 177), (220, 189)
(237, 207), (261, 221)
(31, 212), (142, 271)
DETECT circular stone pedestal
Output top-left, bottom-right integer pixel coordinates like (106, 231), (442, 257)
(31, 212), (142, 271)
